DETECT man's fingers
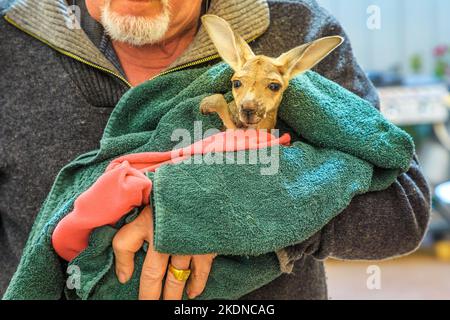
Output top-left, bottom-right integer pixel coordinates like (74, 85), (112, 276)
(112, 207), (152, 284)
(186, 254), (215, 299)
(139, 250), (170, 300)
(112, 222), (146, 283)
(163, 256), (191, 300)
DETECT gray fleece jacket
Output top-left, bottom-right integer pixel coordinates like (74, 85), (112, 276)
(0, 0), (430, 299)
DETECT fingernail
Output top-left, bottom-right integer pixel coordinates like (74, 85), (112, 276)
(117, 271), (128, 284)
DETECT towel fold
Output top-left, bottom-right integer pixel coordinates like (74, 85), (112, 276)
(4, 63), (414, 300)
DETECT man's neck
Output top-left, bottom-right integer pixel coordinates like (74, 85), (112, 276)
(112, 24), (198, 86)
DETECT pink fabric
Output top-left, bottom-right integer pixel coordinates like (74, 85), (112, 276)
(52, 130), (291, 261)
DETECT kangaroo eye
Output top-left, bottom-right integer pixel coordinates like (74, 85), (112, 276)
(268, 82), (281, 92)
(232, 80), (242, 89)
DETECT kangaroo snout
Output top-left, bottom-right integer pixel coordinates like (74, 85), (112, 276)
(241, 100), (258, 112)
(240, 100), (264, 125)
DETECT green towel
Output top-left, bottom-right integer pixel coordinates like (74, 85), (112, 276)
(4, 63), (414, 300)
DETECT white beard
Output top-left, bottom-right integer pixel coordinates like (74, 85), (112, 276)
(101, 0), (171, 46)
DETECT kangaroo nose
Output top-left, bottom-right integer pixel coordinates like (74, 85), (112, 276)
(241, 101), (257, 119)
(242, 100), (257, 111)
(243, 109), (256, 119)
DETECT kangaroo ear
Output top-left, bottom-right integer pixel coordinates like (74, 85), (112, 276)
(202, 14), (255, 71)
(277, 36), (344, 80)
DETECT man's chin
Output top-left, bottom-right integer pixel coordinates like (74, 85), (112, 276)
(101, 0), (171, 46)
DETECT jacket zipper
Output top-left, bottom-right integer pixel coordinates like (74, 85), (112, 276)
(149, 54), (221, 81)
(4, 15), (258, 86)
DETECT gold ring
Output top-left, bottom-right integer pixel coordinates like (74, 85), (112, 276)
(168, 263), (191, 282)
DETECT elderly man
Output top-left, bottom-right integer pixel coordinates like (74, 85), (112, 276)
(0, 0), (430, 299)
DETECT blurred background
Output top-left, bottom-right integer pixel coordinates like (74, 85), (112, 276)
(316, 0), (450, 300)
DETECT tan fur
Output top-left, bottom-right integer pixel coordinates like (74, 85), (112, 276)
(200, 15), (344, 130)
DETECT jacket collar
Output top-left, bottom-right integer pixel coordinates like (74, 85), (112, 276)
(4, 0), (270, 82)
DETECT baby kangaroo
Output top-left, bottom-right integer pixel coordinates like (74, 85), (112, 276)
(200, 15), (344, 130)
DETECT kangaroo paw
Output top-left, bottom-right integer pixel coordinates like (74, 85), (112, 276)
(200, 101), (216, 115)
(200, 94), (226, 115)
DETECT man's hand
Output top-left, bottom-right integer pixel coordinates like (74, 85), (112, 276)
(112, 206), (216, 300)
